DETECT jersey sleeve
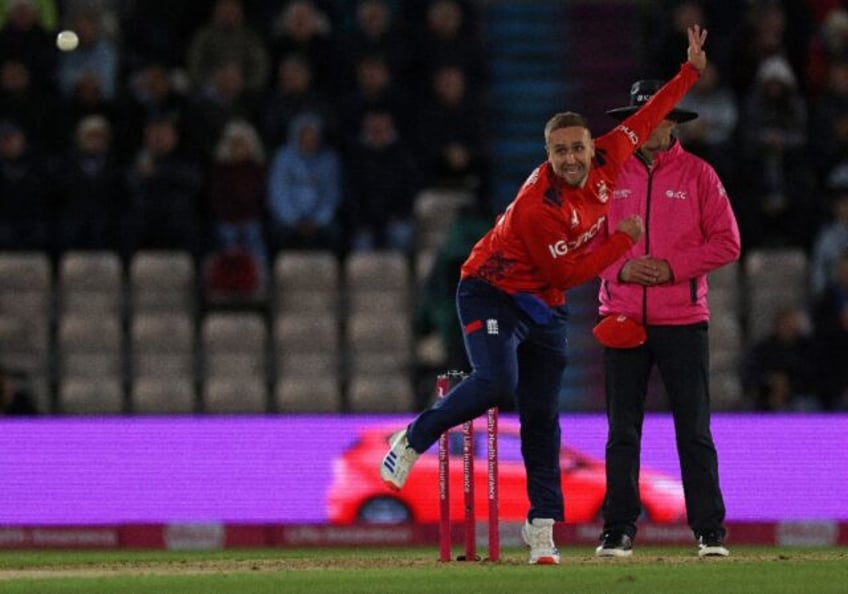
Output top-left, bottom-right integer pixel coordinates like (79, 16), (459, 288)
(596, 63), (701, 171)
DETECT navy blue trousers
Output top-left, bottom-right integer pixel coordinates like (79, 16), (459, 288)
(601, 323), (727, 539)
(407, 278), (569, 521)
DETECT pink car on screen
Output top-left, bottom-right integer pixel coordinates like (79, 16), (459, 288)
(327, 420), (686, 525)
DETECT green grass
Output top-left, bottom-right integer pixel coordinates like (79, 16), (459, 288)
(0, 547), (845, 594)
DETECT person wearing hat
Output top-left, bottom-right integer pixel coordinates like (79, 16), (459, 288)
(593, 75), (741, 558)
(379, 25), (708, 565)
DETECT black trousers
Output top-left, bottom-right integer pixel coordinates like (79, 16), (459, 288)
(601, 323), (726, 539)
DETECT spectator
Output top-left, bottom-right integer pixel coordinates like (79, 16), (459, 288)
(345, 108), (420, 254)
(806, 7), (848, 100)
(0, 0), (56, 92)
(61, 0), (120, 41)
(247, 0), (338, 40)
(0, 0), (56, 31)
(57, 7), (118, 101)
(742, 306), (820, 411)
(117, 63), (190, 162)
(260, 53), (336, 151)
(0, 58), (61, 152)
(53, 115), (126, 253)
(812, 251), (848, 410)
(185, 60), (262, 163)
(186, 0), (270, 92)
(205, 119), (269, 271)
(266, 111), (342, 254)
(0, 366), (38, 415)
(643, 0), (708, 79)
(415, 63), (489, 196)
(269, 0), (337, 94)
(340, 0), (410, 89)
(727, 1), (812, 98)
(400, 0), (478, 36)
(119, 1), (207, 72)
(810, 187), (848, 299)
(337, 52), (414, 149)
(409, 0), (486, 94)
(62, 68), (118, 152)
(675, 61), (739, 187)
(125, 115), (204, 258)
(0, 119), (51, 252)
(809, 59), (848, 183)
(739, 55), (815, 249)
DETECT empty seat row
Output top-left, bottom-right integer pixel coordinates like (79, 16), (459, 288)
(0, 248), (414, 317)
(0, 249), (417, 415)
(53, 371), (415, 415)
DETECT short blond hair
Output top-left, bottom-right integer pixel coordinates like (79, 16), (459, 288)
(544, 112), (591, 144)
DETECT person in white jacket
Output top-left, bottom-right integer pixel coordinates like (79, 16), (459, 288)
(594, 79), (741, 559)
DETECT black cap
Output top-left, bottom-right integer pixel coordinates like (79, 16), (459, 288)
(606, 79), (698, 123)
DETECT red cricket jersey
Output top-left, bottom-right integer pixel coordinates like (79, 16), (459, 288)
(461, 63), (701, 307)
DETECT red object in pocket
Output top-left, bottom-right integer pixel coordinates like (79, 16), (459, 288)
(592, 315), (647, 348)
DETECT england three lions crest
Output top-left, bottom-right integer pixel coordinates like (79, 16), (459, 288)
(596, 180), (609, 203)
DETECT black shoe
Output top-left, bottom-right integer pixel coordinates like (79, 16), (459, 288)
(595, 532), (633, 557)
(697, 531), (729, 557)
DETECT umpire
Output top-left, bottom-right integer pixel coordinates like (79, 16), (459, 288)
(594, 79), (741, 558)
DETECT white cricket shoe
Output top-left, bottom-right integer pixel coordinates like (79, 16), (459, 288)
(379, 429), (419, 491)
(521, 518), (561, 565)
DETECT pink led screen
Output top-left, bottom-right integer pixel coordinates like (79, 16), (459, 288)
(0, 414), (845, 525)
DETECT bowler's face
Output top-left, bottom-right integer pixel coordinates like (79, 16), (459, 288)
(546, 126), (594, 188)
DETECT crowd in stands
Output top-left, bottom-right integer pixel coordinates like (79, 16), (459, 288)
(0, 0), (493, 416)
(641, 1), (848, 412)
(0, 0), (491, 267)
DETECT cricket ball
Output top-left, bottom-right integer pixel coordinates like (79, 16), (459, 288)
(56, 30), (79, 52)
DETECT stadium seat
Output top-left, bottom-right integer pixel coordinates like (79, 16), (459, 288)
(345, 251), (410, 293)
(58, 251), (123, 316)
(203, 376), (268, 414)
(57, 314), (123, 380)
(273, 313), (340, 382)
(0, 251), (51, 293)
(129, 250), (197, 316)
(131, 377), (196, 414)
(413, 189), (475, 251)
(130, 313), (196, 381)
(275, 376), (341, 413)
(0, 317), (50, 378)
(708, 260), (741, 293)
(273, 250), (340, 315)
(346, 313), (412, 376)
(201, 312), (268, 381)
(347, 372), (415, 413)
(744, 248), (809, 342)
(0, 253), (54, 395)
(345, 252), (412, 319)
(59, 376), (124, 415)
